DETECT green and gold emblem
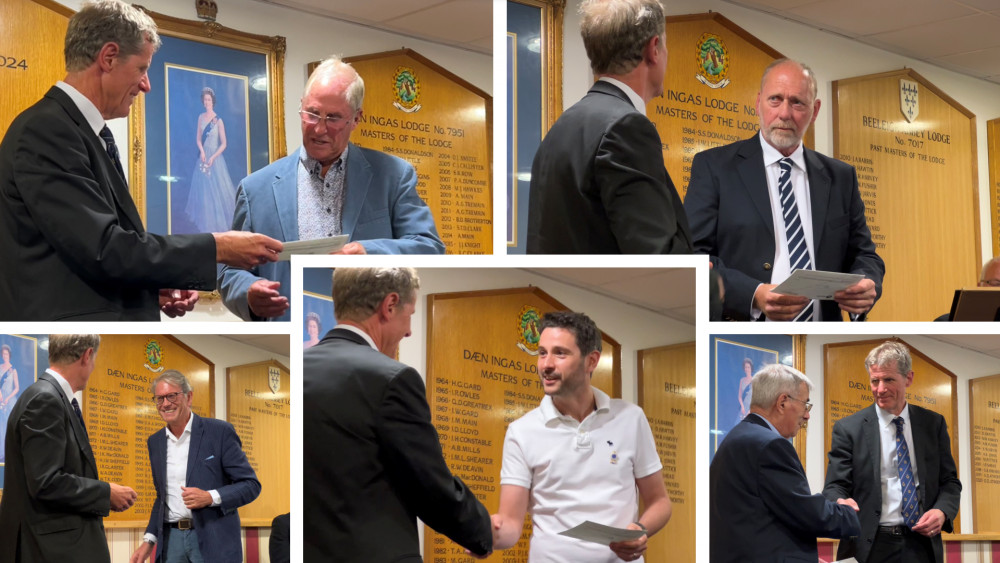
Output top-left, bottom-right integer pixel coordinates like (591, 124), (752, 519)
(516, 305), (542, 355)
(392, 67), (422, 113)
(143, 339), (164, 372)
(696, 33), (730, 89)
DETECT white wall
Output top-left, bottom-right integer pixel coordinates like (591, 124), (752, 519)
(397, 267), (695, 403)
(794, 334), (999, 534)
(562, 0), (1000, 263)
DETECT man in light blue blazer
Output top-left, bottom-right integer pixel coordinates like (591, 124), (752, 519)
(130, 370), (260, 563)
(218, 56), (444, 322)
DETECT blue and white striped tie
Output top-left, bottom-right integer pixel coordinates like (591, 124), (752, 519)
(893, 417), (920, 527)
(778, 158), (814, 322)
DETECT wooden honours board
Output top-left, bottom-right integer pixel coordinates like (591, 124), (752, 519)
(833, 69), (979, 321)
(226, 360), (290, 526)
(345, 49), (492, 255)
(0, 0), (71, 133)
(969, 374), (1000, 533)
(989, 118), (1000, 258)
(424, 286), (621, 562)
(651, 12), (811, 198)
(83, 335), (213, 527)
(637, 342), (695, 563)
(822, 338), (959, 530)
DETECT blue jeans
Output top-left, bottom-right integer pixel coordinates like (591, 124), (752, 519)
(164, 527), (204, 563)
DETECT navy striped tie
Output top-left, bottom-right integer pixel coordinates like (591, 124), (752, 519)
(99, 125), (126, 182)
(778, 158), (814, 322)
(893, 417), (920, 527)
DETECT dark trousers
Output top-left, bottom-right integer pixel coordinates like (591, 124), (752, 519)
(867, 529), (936, 563)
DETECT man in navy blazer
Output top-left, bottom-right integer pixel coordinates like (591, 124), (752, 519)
(710, 364), (859, 563)
(823, 342), (961, 563)
(130, 370), (260, 563)
(685, 59), (884, 321)
(525, 0), (691, 254)
(218, 56), (444, 322)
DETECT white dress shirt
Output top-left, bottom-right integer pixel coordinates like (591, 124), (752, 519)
(876, 403), (920, 525)
(598, 77), (645, 114)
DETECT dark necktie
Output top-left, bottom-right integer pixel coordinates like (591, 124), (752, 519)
(71, 397), (88, 435)
(892, 416), (920, 527)
(778, 158), (814, 322)
(99, 125), (126, 182)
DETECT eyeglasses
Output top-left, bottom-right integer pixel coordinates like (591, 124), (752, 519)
(153, 391), (184, 405)
(298, 108), (353, 128)
(787, 396), (813, 412)
(980, 279), (1000, 287)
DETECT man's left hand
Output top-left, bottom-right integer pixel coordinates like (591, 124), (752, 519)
(609, 523), (647, 561)
(833, 278), (877, 314)
(159, 289), (199, 318)
(331, 242), (367, 255)
(911, 508), (946, 537)
(181, 486), (213, 510)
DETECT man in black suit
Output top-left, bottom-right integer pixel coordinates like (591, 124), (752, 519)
(710, 364), (859, 563)
(0, 0), (282, 321)
(823, 341), (961, 563)
(303, 267), (493, 561)
(685, 59), (884, 321)
(526, 0), (690, 254)
(0, 334), (138, 562)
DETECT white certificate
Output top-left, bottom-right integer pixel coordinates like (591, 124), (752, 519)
(558, 521), (646, 545)
(772, 269), (863, 300)
(277, 235), (349, 260)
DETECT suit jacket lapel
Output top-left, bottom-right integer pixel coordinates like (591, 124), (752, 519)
(273, 156), (298, 241)
(185, 414), (203, 485)
(46, 88), (145, 232)
(805, 148), (832, 251)
(907, 405), (931, 507)
(862, 405), (883, 507)
(341, 144), (372, 238)
(736, 136), (775, 239)
(150, 428), (167, 493)
(41, 373), (99, 477)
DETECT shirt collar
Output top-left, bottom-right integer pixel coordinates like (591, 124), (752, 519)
(55, 81), (106, 139)
(875, 402), (910, 429)
(166, 412), (195, 443)
(759, 133), (806, 172)
(598, 77), (646, 115)
(540, 386), (611, 423)
(337, 324), (377, 351)
(749, 412), (781, 436)
(45, 368), (76, 403)
(298, 144), (349, 178)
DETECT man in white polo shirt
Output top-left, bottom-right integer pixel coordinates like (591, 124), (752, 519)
(491, 311), (672, 562)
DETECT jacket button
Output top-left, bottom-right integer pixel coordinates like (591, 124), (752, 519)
(763, 263), (772, 271)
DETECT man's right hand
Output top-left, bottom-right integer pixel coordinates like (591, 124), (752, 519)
(753, 284), (810, 321)
(214, 232), (283, 270)
(129, 541), (153, 563)
(248, 280), (289, 318)
(836, 497), (860, 511)
(110, 483), (137, 511)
